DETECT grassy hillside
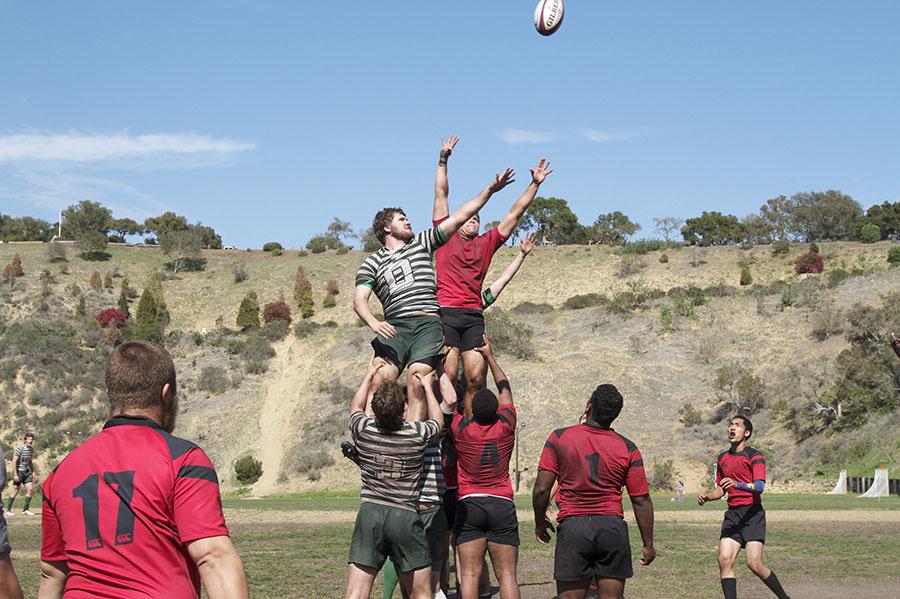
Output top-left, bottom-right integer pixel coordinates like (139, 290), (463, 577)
(1, 239), (898, 494)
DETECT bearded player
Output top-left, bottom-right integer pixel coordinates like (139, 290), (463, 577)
(697, 416), (791, 599)
(433, 136), (551, 413)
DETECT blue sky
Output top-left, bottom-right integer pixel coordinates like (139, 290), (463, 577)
(1, 1), (899, 247)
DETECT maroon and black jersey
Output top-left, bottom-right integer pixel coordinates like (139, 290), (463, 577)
(41, 415), (229, 598)
(539, 423), (649, 521)
(450, 403), (516, 500)
(716, 446), (766, 508)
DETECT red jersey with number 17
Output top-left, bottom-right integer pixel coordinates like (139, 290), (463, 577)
(716, 447), (766, 508)
(539, 423), (650, 521)
(451, 403), (516, 500)
(41, 415), (229, 598)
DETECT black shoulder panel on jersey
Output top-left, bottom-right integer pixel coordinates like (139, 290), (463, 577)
(717, 450), (727, 462)
(745, 446), (762, 458)
(553, 426), (572, 440)
(158, 431), (199, 460)
(615, 432), (637, 453)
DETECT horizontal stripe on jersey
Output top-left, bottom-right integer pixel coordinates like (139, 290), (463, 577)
(418, 443), (446, 504)
(355, 227), (447, 321)
(539, 423), (649, 521)
(13, 445), (33, 471)
(350, 411), (440, 511)
(716, 447), (766, 508)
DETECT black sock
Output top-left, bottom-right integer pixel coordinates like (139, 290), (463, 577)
(721, 578), (737, 599)
(763, 571), (789, 599)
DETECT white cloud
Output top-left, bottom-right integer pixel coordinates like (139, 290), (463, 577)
(579, 129), (627, 143)
(0, 131), (255, 164)
(497, 129), (556, 145)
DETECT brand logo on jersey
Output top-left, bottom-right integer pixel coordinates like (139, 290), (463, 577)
(87, 538), (103, 550)
(116, 533), (133, 544)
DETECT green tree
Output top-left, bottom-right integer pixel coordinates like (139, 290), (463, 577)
(361, 230), (381, 252)
(192, 223), (223, 249)
(143, 211), (189, 243)
(143, 271), (170, 327)
(109, 218), (145, 242)
(117, 281), (130, 316)
(62, 200), (113, 256)
(653, 216), (684, 243)
(134, 288), (164, 343)
(159, 229), (203, 273)
(0, 214), (54, 242)
(681, 211), (743, 246)
(740, 214), (775, 244)
(326, 217), (355, 243)
(521, 197), (588, 244)
(592, 211), (640, 244)
(788, 190), (862, 241)
(306, 235), (342, 253)
(858, 201), (900, 240)
(237, 291), (261, 329)
(293, 266), (315, 319)
(758, 195), (793, 241)
(859, 223), (881, 243)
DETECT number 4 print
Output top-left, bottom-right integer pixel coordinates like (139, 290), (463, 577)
(72, 471), (136, 551)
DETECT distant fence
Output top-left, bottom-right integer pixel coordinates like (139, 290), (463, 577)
(847, 476), (900, 496)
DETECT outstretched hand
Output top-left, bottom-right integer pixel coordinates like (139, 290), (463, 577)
(520, 233), (537, 255)
(413, 370), (435, 388)
(440, 136), (460, 155)
(489, 168), (516, 193)
(530, 158), (553, 185)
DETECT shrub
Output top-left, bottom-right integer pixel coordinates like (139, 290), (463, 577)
(484, 308), (535, 359)
(103, 273), (113, 289)
(608, 281), (654, 315)
(859, 223), (881, 243)
(297, 250), (309, 258)
(291, 449), (334, 474)
(3, 255), (25, 279)
(618, 254), (647, 277)
(659, 253), (669, 264)
(58, 262), (69, 275)
(809, 242), (820, 254)
(739, 241), (754, 250)
(232, 262), (248, 283)
(234, 455), (263, 485)
(826, 268), (851, 288)
(794, 252), (825, 274)
(322, 294), (336, 308)
(197, 366), (231, 394)
(325, 280), (340, 296)
(236, 291), (261, 329)
(336, 245), (349, 255)
(617, 240), (679, 255)
(262, 300), (292, 325)
(306, 235), (342, 254)
(511, 301), (553, 315)
(678, 403), (703, 426)
(779, 284), (796, 310)
(887, 246), (900, 265)
(811, 302), (844, 341)
(89, 271), (102, 290)
(293, 266), (315, 319)
(76, 294), (86, 317)
(270, 248), (283, 257)
(47, 242), (67, 263)
(133, 289), (164, 343)
(294, 320), (321, 339)
(562, 293), (606, 310)
(262, 242), (283, 252)
(261, 319), (291, 341)
(660, 306), (673, 332)
(96, 307), (128, 328)
(771, 239), (790, 255)
(241, 334), (276, 374)
(647, 459), (678, 491)
(739, 265), (753, 286)
(669, 286), (707, 318)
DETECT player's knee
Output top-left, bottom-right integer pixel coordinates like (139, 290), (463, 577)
(466, 369), (485, 390)
(746, 557), (766, 576)
(717, 554), (734, 570)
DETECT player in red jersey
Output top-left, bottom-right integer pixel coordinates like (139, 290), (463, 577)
(448, 336), (520, 599)
(532, 384), (655, 599)
(433, 136), (551, 415)
(38, 341), (248, 599)
(698, 416), (791, 599)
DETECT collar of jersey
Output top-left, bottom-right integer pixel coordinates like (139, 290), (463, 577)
(582, 421), (612, 431)
(103, 414), (164, 431)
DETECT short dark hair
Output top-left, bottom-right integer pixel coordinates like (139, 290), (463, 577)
(472, 388), (499, 425)
(372, 382), (405, 430)
(106, 341), (177, 410)
(23, 432), (34, 441)
(731, 415), (753, 438)
(372, 208), (406, 244)
(588, 384), (624, 427)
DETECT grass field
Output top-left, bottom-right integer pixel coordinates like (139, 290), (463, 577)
(7, 493), (900, 598)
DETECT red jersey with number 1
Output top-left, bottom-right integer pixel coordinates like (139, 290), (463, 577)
(539, 423), (649, 521)
(716, 447), (766, 508)
(41, 415), (229, 598)
(451, 403), (516, 500)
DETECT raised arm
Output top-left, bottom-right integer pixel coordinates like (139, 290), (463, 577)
(438, 168), (515, 240)
(350, 359), (383, 415)
(473, 335), (511, 409)
(497, 159), (552, 238)
(484, 233), (536, 307)
(414, 371), (445, 430)
(187, 536), (249, 599)
(433, 136), (459, 222)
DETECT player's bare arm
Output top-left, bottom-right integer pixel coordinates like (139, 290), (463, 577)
(630, 494), (656, 566)
(433, 135), (459, 221)
(414, 370), (445, 430)
(531, 470), (557, 544)
(486, 233), (537, 302)
(187, 536), (249, 599)
(474, 336), (512, 406)
(697, 485), (725, 505)
(497, 158), (552, 238)
(353, 285), (396, 339)
(438, 168), (515, 240)
(350, 359), (384, 415)
(36, 560), (68, 599)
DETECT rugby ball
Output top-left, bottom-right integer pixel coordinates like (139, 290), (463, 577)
(534, 0), (564, 36)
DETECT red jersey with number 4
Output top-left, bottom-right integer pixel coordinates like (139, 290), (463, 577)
(716, 447), (766, 508)
(451, 404), (516, 500)
(539, 423), (650, 521)
(433, 216), (508, 309)
(41, 415), (229, 599)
